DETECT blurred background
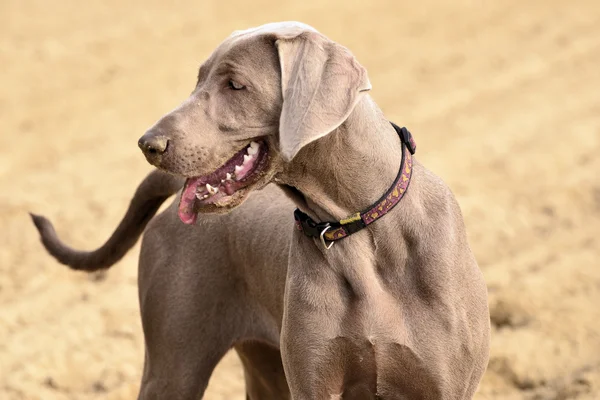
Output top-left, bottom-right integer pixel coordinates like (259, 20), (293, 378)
(1, 0), (599, 399)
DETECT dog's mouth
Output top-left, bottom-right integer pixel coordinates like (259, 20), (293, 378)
(178, 140), (269, 224)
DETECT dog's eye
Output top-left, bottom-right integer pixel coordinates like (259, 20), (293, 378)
(228, 79), (245, 90)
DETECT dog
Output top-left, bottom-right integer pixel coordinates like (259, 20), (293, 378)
(32, 21), (490, 399)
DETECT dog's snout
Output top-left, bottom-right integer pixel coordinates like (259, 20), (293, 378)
(138, 133), (169, 159)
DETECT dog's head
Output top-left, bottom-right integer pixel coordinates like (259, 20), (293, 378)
(138, 22), (371, 224)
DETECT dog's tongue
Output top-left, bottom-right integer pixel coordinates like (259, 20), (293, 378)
(178, 177), (202, 225)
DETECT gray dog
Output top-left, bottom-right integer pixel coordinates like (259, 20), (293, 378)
(32, 22), (490, 400)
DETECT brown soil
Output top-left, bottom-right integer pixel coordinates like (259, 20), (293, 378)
(1, 0), (599, 398)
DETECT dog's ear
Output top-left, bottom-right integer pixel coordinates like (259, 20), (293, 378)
(275, 32), (371, 161)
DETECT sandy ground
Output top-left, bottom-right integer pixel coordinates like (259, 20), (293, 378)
(1, 0), (599, 398)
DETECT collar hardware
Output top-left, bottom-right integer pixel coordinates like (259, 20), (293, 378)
(319, 226), (334, 250)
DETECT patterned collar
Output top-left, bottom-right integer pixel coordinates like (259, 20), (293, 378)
(294, 122), (416, 249)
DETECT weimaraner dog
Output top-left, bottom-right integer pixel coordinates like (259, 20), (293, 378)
(32, 22), (490, 399)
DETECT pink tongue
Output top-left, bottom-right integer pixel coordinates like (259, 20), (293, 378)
(178, 177), (202, 225)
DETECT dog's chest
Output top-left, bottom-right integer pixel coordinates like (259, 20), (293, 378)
(322, 334), (443, 399)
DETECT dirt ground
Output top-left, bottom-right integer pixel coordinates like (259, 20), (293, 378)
(1, 0), (599, 398)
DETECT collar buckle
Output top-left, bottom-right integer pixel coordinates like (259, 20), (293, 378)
(294, 209), (335, 250)
(294, 209), (330, 237)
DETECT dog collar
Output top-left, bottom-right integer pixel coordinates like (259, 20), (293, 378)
(294, 122), (416, 249)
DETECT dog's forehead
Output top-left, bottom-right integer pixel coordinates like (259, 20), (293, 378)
(229, 21), (319, 40)
(207, 22), (319, 65)
(201, 22), (320, 74)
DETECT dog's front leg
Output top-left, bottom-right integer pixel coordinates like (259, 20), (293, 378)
(281, 288), (346, 400)
(280, 235), (380, 400)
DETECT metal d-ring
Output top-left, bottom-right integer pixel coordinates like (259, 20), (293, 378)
(319, 225), (334, 250)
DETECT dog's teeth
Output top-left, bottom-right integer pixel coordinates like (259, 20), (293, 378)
(226, 173), (232, 181)
(243, 154), (253, 164)
(234, 165), (243, 175)
(206, 184), (218, 195)
(247, 141), (259, 155)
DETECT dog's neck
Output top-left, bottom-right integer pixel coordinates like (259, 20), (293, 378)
(280, 95), (404, 223)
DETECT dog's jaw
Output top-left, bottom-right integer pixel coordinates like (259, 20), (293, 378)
(177, 140), (271, 224)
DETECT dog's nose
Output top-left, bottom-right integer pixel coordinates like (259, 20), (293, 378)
(138, 134), (169, 158)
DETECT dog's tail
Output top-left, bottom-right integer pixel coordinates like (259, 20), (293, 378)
(30, 170), (184, 272)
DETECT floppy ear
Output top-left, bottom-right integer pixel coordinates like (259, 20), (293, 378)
(275, 32), (372, 161)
